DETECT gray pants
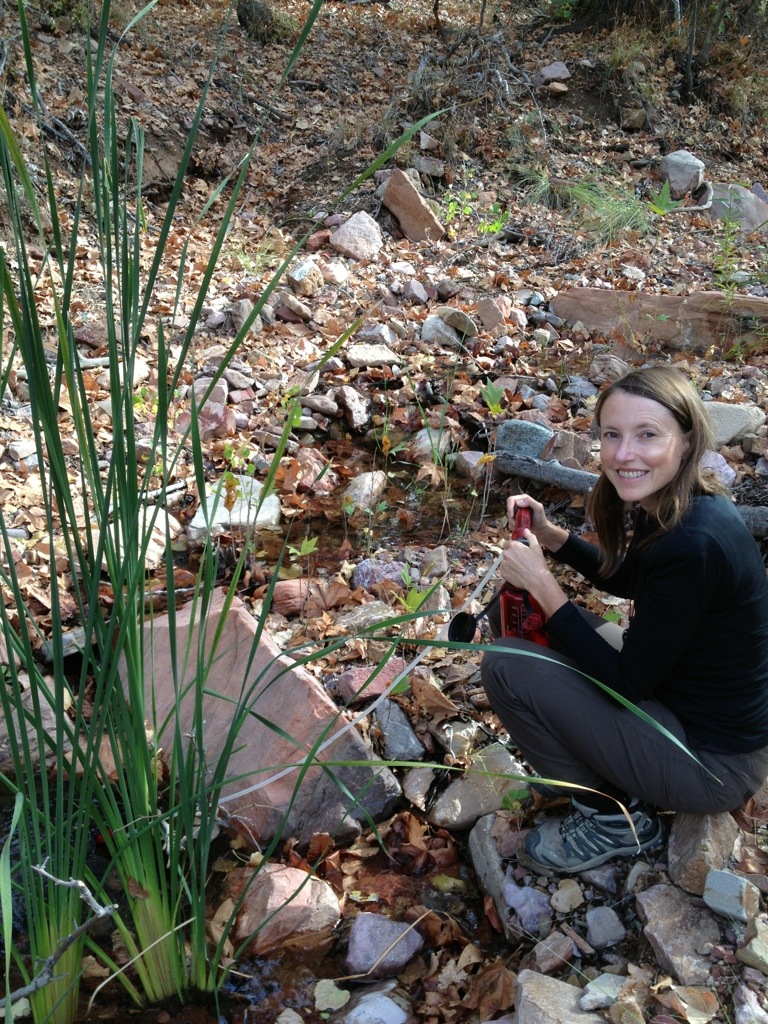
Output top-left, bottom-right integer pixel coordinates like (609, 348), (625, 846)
(481, 633), (768, 814)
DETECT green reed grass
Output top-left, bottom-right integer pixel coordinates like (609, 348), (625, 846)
(0, 0), (447, 1018)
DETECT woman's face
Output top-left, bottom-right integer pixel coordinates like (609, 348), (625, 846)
(598, 392), (691, 509)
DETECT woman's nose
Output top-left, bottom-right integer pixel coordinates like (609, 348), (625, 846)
(615, 438), (635, 461)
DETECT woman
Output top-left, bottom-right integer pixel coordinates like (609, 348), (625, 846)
(481, 364), (768, 874)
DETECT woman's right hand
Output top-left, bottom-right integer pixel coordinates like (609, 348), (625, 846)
(507, 495), (569, 553)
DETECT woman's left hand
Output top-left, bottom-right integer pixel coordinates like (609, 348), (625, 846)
(500, 528), (553, 592)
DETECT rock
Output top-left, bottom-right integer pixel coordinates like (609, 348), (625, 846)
(222, 366), (255, 389)
(347, 343), (400, 368)
(236, 0), (273, 39)
(289, 448), (340, 494)
(402, 280), (429, 304)
(333, 601), (398, 636)
(345, 912), (424, 979)
(469, 815), (520, 941)
(126, 591), (401, 847)
(737, 917), (768, 972)
(343, 471), (387, 514)
(531, 929), (576, 973)
(435, 305), (478, 338)
(277, 290), (312, 321)
(541, 429), (592, 468)
(420, 545), (449, 579)
(477, 296), (507, 330)
(352, 558), (407, 591)
(735, 982), (768, 1024)
(503, 869), (553, 937)
(187, 474), (281, 542)
(579, 973), (626, 1011)
(302, 393), (339, 417)
(403, 766), (436, 812)
(515, 969), (598, 1023)
(330, 982), (413, 1024)
(619, 106), (647, 130)
(411, 155), (446, 178)
(231, 297), (260, 333)
(322, 260), (349, 284)
(705, 401), (765, 445)
(427, 742), (528, 830)
(707, 183), (768, 234)
(373, 699), (425, 761)
(176, 401), (237, 441)
(667, 812), (739, 894)
(287, 259), (325, 297)
(408, 426), (452, 462)
(550, 288), (768, 355)
(420, 315), (464, 350)
(635, 883), (720, 985)
(547, 81), (569, 96)
(224, 864), (341, 956)
(454, 450), (490, 482)
(335, 658), (409, 705)
(659, 150), (706, 200)
(330, 211), (384, 261)
(585, 906), (626, 949)
(589, 353), (630, 385)
(381, 168), (445, 243)
(703, 868), (761, 923)
(532, 61), (571, 86)
(192, 376), (228, 407)
(550, 879), (584, 914)
(700, 449), (737, 488)
(336, 385), (372, 431)
(495, 418), (553, 459)
(360, 323), (398, 346)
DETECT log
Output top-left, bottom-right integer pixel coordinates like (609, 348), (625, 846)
(550, 288), (768, 355)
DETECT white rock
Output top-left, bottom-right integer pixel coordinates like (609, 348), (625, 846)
(343, 470), (387, 514)
(705, 402), (765, 445)
(187, 475), (281, 542)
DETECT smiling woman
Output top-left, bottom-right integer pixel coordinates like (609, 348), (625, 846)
(481, 364), (768, 875)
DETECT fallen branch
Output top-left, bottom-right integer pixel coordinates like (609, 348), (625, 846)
(0, 864), (117, 1009)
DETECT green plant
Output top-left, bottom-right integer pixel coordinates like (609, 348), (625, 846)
(0, 0), (447, 1019)
(647, 180), (683, 216)
(550, 0), (575, 23)
(521, 169), (650, 241)
(480, 378), (505, 415)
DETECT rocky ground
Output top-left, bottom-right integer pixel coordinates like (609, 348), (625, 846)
(3, 0), (768, 1021)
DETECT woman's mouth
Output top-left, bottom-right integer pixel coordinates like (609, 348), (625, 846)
(617, 470), (648, 479)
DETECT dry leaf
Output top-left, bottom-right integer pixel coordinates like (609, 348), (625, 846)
(462, 958), (516, 1019)
(410, 670), (460, 723)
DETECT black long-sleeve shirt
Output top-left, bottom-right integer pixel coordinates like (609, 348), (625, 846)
(547, 494), (768, 753)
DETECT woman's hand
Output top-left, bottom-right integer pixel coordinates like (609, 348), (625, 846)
(500, 527), (551, 591)
(507, 495), (569, 553)
(500, 516), (570, 619)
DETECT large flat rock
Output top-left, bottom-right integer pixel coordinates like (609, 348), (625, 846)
(123, 590), (401, 847)
(551, 288), (768, 354)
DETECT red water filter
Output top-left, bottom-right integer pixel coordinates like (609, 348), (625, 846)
(498, 506), (549, 646)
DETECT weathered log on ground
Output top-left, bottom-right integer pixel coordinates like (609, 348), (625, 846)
(550, 288), (768, 354)
(495, 452), (768, 538)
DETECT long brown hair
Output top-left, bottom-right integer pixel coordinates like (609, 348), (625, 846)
(589, 364), (727, 575)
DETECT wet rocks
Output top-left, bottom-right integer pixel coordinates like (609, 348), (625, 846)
(345, 912), (425, 979)
(224, 863), (341, 956)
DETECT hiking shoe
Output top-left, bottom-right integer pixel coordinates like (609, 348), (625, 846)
(523, 797), (666, 875)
